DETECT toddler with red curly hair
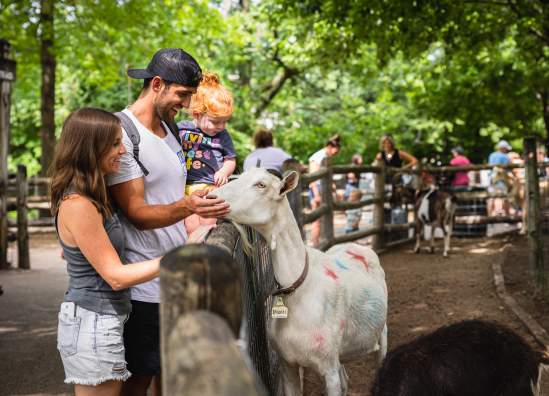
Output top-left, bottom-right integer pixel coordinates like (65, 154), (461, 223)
(178, 72), (236, 232)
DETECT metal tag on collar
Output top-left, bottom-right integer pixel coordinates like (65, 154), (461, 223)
(271, 296), (288, 319)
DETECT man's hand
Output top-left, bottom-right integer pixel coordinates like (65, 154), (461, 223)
(213, 170), (229, 186)
(186, 189), (230, 218)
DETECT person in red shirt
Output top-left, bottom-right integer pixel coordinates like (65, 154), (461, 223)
(450, 146), (471, 189)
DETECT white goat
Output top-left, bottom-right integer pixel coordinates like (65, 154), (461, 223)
(215, 168), (388, 396)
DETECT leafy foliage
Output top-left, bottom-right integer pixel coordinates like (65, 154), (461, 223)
(1, 0), (549, 174)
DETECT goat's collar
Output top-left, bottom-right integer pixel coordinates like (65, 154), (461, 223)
(271, 251), (309, 297)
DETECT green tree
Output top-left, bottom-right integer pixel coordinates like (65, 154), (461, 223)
(275, 0), (549, 150)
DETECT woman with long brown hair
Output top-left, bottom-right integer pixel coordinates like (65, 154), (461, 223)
(50, 108), (160, 395)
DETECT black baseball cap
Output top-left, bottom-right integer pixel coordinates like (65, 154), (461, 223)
(127, 48), (203, 87)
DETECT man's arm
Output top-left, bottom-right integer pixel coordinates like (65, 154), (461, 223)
(109, 178), (230, 230)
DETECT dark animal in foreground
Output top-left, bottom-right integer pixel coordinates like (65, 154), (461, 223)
(371, 320), (549, 396)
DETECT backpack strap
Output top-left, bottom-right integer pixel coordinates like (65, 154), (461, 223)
(114, 112), (149, 176)
(163, 120), (182, 145)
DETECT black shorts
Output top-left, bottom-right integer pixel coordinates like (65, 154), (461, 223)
(124, 300), (160, 376)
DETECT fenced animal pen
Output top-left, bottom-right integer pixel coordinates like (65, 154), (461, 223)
(2, 139), (549, 395)
(156, 139), (549, 395)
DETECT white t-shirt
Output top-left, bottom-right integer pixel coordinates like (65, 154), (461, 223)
(243, 147), (292, 173)
(107, 109), (187, 303)
(309, 148), (327, 167)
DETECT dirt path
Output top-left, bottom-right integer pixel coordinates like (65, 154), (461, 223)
(304, 235), (549, 395)
(502, 234), (549, 346)
(0, 235), (71, 396)
(1, 234), (547, 395)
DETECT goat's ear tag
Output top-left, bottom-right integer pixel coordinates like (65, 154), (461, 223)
(271, 296), (288, 319)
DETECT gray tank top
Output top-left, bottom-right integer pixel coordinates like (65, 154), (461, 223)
(57, 206), (131, 315)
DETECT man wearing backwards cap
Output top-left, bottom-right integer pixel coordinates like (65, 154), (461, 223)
(107, 48), (230, 396)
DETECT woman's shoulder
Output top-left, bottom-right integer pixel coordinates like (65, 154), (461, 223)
(59, 194), (100, 218)
(309, 148), (326, 162)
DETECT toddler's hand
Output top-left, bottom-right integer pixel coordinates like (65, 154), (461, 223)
(214, 170), (228, 186)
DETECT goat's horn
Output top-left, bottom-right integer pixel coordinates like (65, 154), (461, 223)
(256, 159), (262, 167)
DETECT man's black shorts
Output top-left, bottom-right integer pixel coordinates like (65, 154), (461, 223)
(124, 300), (160, 376)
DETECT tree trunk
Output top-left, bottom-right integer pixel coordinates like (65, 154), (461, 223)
(39, 0), (56, 176)
(239, 0), (250, 11)
(254, 66), (298, 117)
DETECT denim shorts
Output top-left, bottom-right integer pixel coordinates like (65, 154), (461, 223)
(57, 302), (131, 385)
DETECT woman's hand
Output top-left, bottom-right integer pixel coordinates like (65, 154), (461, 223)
(187, 224), (217, 243)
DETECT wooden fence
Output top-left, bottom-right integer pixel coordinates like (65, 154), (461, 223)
(2, 140), (548, 393)
(2, 166), (51, 269)
(285, 154), (548, 253)
(0, 161), (543, 268)
(3, 139), (548, 276)
(159, 239), (266, 395)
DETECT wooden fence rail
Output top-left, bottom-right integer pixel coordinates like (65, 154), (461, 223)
(286, 150), (549, 253)
(3, 145), (548, 269)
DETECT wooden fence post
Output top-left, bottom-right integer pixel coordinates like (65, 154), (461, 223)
(319, 157), (334, 249)
(16, 165), (29, 269)
(372, 162), (386, 251)
(0, 39), (16, 270)
(524, 138), (546, 297)
(165, 310), (264, 396)
(160, 243), (261, 395)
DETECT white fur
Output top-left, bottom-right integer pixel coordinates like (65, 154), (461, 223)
(215, 168), (388, 396)
(532, 363), (549, 396)
(417, 187), (435, 223)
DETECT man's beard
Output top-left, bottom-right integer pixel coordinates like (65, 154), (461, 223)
(155, 102), (174, 122)
(154, 88), (175, 122)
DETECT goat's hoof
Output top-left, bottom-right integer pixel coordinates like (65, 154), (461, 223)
(443, 252), (449, 258)
(413, 248), (420, 254)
